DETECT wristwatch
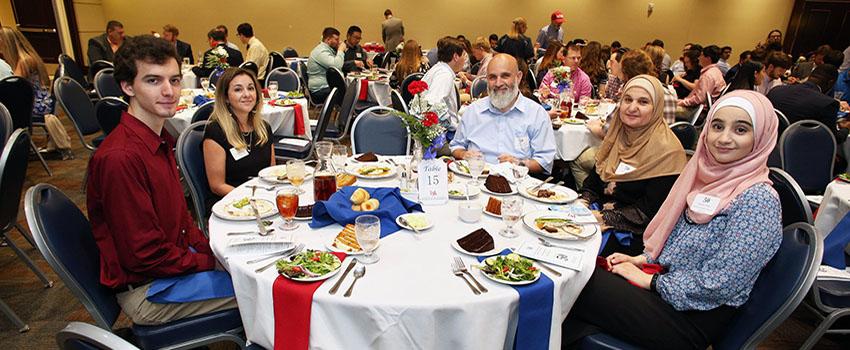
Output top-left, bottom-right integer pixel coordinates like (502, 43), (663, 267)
(650, 274), (659, 292)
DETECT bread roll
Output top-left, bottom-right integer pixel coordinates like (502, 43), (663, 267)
(351, 204), (362, 211)
(361, 198), (380, 211)
(350, 188), (370, 205)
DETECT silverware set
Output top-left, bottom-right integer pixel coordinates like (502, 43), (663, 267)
(252, 243), (305, 273)
(451, 256), (487, 295)
(327, 260), (366, 297)
(343, 266), (366, 297)
(528, 176), (554, 192)
(249, 199), (273, 236)
(328, 260), (356, 295)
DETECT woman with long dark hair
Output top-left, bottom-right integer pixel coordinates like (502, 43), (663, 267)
(726, 61), (765, 93)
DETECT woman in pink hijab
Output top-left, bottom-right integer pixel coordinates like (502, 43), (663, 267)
(563, 90), (783, 350)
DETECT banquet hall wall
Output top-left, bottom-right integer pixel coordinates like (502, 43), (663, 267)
(48, 0), (791, 65)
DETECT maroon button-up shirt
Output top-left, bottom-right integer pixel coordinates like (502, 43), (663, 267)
(87, 112), (215, 289)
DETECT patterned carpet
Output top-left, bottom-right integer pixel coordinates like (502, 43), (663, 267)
(0, 116), (847, 349)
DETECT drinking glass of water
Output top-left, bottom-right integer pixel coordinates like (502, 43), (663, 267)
(355, 215), (381, 264)
(467, 152), (485, 187)
(200, 77), (210, 93)
(499, 196), (523, 238)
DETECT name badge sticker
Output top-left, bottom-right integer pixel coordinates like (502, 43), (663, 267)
(614, 161), (635, 175)
(691, 193), (721, 215)
(230, 147), (249, 161)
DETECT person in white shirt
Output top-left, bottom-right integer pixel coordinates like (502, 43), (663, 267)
(756, 51), (791, 95)
(451, 54), (556, 174)
(421, 36), (465, 133)
(717, 46), (732, 75)
(236, 23), (270, 79)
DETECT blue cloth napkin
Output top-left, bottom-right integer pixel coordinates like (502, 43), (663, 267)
(590, 202), (633, 255)
(309, 186), (423, 238)
(146, 270), (235, 304)
(824, 211), (850, 269)
(477, 249), (554, 350)
(193, 95), (213, 106)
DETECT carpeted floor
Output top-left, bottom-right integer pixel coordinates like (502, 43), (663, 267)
(0, 115), (848, 349)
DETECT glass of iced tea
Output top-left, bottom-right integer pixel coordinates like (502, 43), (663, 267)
(286, 159), (306, 194)
(276, 188), (299, 230)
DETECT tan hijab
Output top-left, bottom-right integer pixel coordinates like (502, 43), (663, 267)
(595, 75), (686, 182)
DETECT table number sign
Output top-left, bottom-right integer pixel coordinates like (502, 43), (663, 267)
(418, 158), (448, 205)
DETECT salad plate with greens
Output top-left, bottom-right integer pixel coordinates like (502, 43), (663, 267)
(276, 250), (342, 282)
(477, 253), (540, 285)
(212, 197), (277, 220)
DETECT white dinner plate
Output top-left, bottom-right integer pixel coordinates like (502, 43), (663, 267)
(480, 183), (517, 196)
(478, 256), (541, 286)
(346, 163), (397, 179)
(278, 252), (342, 282)
(519, 183), (579, 204)
(395, 213), (433, 231)
(450, 240), (501, 257)
(258, 165), (315, 184)
(448, 160), (491, 178)
(447, 183), (482, 199)
(325, 240), (380, 256)
(522, 210), (598, 240)
(212, 198), (277, 221)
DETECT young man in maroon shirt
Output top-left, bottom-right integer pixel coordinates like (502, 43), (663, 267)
(86, 35), (237, 325)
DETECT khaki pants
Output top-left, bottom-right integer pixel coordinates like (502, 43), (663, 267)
(569, 147), (599, 190)
(116, 283), (238, 326)
(43, 114), (72, 151)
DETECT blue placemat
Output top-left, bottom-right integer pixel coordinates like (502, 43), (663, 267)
(310, 186), (423, 237)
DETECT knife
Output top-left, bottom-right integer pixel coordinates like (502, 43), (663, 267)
(329, 260), (357, 295)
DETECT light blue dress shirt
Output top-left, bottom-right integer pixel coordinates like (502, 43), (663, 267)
(450, 94), (556, 173)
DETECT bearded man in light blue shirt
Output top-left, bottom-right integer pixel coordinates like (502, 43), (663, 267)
(450, 54), (556, 174)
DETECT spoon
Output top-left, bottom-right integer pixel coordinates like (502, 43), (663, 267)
(343, 266), (366, 297)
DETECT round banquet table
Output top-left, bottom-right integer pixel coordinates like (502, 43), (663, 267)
(346, 75), (392, 106)
(208, 157), (601, 349)
(166, 90), (311, 139)
(813, 180), (850, 238)
(554, 122), (601, 161)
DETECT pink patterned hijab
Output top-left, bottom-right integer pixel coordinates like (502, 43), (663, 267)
(643, 90), (778, 259)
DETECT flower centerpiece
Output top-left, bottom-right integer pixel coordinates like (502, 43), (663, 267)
(397, 81), (448, 159)
(204, 46), (230, 69)
(549, 66), (572, 94)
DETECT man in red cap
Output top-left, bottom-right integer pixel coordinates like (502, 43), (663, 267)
(535, 10), (565, 53)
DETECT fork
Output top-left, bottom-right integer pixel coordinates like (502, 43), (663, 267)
(452, 261), (480, 295)
(246, 245), (297, 264)
(529, 176), (554, 192)
(453, 257), (487, 293)
(255, 243), (305, 273)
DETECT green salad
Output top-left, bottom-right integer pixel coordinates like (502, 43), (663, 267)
(286, 91), (305, 98)
(478, 253), (539, 282)
(456, 161), (471, 174)
(232, 197), (250, 209)
(449, 189), (464, 196)
(276, 250), (341, 278)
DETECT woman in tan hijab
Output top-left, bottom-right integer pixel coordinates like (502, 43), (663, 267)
(579, 74), (687, 256)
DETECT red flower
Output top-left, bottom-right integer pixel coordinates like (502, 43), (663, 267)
(407, 81), (429, 95)
(422, 112), (439, 127)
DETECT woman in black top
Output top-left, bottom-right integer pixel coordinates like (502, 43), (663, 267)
(726, 61), (765, 93)
(672, 49), (701, 99)
(496, 17), (534, 63)
(203, 68), (275, 213)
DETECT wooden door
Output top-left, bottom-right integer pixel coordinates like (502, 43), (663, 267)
(786, 0), (850, 58)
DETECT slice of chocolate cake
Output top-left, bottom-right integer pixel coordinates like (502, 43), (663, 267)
(295, 204), (314, 218)
(484, 174), (512, 193)
(457, 228), (495, 253)
(355, 152), (379, 162)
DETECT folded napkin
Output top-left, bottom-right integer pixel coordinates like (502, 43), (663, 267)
(193, 95), (213, 106)
(310, 186), (423, 238)
(292, 103), (306, 136)
(273, 252), (347, 350)
(478, 250), (554, 350)
(358, 79), (369, 101)
(490, 162), (524, 183)
(824, 211), (850, 269)
(146, 270), (235, 304)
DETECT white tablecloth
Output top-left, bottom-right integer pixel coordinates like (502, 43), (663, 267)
(554, 123), (601, 161)
(346, 76), (392, 106)
(814, 180), (850, 238)
(167, 92), (311, 139)
(208, 159), (600, 349)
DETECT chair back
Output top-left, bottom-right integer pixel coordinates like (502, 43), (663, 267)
(326, 67), (347, 97)
(719, 83), (731, 97)
(209, 67), (226, 88)
(470, 62), (481, 75)
(526, 67), (537, 89)
(93, 68), (123, 99)
(470, 76), (488, 98)
(59, 54), (88, 88)
(54, 77), (101, 150)
(282, 47), (299, 58)
(774, 109), (790, 139)
(265, 67), (300, 92)
(351, 106), (409, 155)
(313, 88), (341, 144)
(390, 89), (408, 114)
(380, 52), (399, 69)
(669, 121), (697, 150)
(0, 103), (13, 147)
(400, 73), (424, 104)
(0, 76), (35, 129)
(714, 223), (821, 350)
(191, 100), (216, 124)
(176, 121), (211, 234)
(706, 90), (714, 109)
(56, 322), (140, 350)
(0, 129), (30, 231)
(238, 61), (259, 77)
(689, 103), (706, 126)
(780, 120), (836, 194)
(333, 80), (360, 138)
(769, 167), (813, 227)
(297, 61), (318, 105)
(267, 52), (287, 79)
(94, 97), (128, 136)
(87, 60), (114, 83)
(25, 184), (122, 330)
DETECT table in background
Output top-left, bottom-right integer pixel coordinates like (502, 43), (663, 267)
(814, 180), (850, 238)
